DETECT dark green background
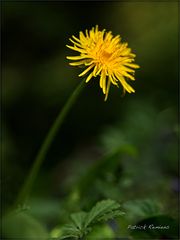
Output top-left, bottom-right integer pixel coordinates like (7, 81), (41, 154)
(2, 1), (179, 239)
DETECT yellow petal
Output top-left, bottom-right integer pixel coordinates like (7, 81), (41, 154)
(109, 74), (118, 86)
(69, 38), (82, 47)
(105, 31), (113, 41)
(100, 70), (104, 89)
(102, 74), (107, 94)
(93, 65), (98, 76)
(111, 35), (121, 45)
(121, 66), (135, 73)
(104, 79), (111, 101)
(119, 43), (128, 52)
(86, 72), (93, 83)
(78, 64), (94, 77)
(79, 31), (86, 42)
(121, 48), (131, 56)
(121, 71), (135, 81)
(96, 66), (102, 76)
(69, 60), (86, 66)
(72, 35), (81, 43)
(67, 55), (86, 60)
(100, 71), (106, 94)
(124, 63), (140, 69)
(117, 75), (135, 93)
(66, 45), (87, 54)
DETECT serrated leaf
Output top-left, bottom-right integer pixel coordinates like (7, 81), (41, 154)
(61, 223), (79, 234)
(123, 198), (162, 221)
(60, 224), (80, 239)
(59, 199), (124, 239)
(97, 209), (125, 222)
(59, 234), (78, 240)
(70, 211), (87, 230)
(84, 199), (121, 228)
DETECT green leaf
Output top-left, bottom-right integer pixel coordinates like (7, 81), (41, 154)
(87, 224), (115, 239)
(60, 224), (80, 239)
(60, 234), (78, 240)
(61, 223), (79, 233)
(59, 199), (124, 239)
(97, 209), (125, 222)
(70, 211), (87, 230)
(2, 211), (48, 239)
(123, 198), (162, 222)
(84, 199), (122, 228)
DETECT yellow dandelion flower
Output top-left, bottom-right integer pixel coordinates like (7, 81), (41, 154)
(66, 25), (140, 101)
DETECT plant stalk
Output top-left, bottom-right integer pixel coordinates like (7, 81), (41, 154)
(15, 80), (85, 206)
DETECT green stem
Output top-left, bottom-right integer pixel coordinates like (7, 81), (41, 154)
(15, 80), (85, 206)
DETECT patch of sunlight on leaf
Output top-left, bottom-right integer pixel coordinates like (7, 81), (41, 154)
(87, 224), (115, 239)
(50, 226), (63, 238)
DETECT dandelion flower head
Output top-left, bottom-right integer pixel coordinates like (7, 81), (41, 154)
(66, 25), (140, 101)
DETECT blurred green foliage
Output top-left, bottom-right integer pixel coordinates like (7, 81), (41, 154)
(59, 199), (124, 239)
(2, 210), (48, 239)
(1, 1), (179, 239)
